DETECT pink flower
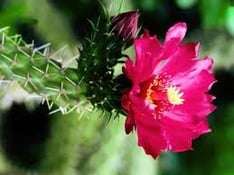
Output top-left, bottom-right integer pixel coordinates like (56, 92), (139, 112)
(111, 11), (139, 41)
(121, 22), (216, 158)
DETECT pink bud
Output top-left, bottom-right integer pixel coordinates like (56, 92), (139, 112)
(111, 11), (139, 41)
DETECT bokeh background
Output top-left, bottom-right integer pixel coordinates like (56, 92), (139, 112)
(0, 0), (234, 174)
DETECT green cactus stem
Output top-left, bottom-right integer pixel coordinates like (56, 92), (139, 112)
(77, 16), (128, 115)
(0, 27), (91, 115)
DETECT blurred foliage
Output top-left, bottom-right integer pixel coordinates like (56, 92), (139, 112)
(0, 0), (233, 175)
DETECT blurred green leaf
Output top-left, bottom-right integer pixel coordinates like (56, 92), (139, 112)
(200, 0), (228, 29)
(134, 0), (158, 11)
(225, 6), (234, 36)
(176, 0), (197, 9)
(0, 1), (26, 32)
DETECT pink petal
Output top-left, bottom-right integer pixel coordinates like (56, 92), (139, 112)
(168, 70), (216, 121)
(160, 117), (209, 152)
(165, 22), (187, 43)
(123, 58), (135, 81)
(125, 114), (135, 134)
(159, 43), (200, 76)
(121, 94), (130, 111)
(162, 23), (187, 58)
(134, 31), (163, 82)
(165, 98), (215, 123)
(177, 69), (216, 92)
(174, 94), (216, 119)
(135, 115), (167, 158)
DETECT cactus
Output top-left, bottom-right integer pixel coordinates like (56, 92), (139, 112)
(77, 17), (127, 115)
(0, 27), (92, 115)
(0, 12), (130, 117)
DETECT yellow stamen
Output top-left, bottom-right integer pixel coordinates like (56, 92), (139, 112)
(146, 79), (158, 104)
(167, 86), (184, 105)
(146, 88), (153, 104)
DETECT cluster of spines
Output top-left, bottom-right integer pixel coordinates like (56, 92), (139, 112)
(0, 27), (91, 115)
(77, 17), (126, 115)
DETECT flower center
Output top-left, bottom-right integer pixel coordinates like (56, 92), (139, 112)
(144, 73), (184, 114)
(167, 86), (184, 105)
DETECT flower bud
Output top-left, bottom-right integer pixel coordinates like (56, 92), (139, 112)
(111, 11), (139, 41)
